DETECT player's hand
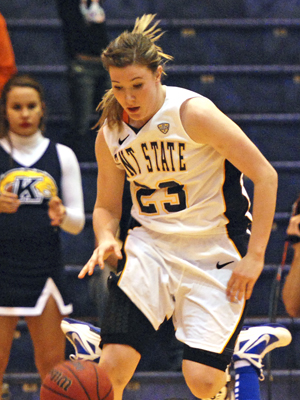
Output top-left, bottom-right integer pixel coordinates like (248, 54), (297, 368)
(78, 240), (122, 279)
(48, 196), (66, 226)
(226, 254), (264, 302)
(0, 188), (20, 214)
(287, 214), (300, 237)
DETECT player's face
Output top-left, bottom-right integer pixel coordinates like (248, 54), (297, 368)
(6, 86), (44, 137)
(110, 64), (164, 128)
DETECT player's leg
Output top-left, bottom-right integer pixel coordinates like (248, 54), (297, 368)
(99, 343), (141, 400)
(232, 323), (292, 400)
(0, 316), (19, 398)
(173, 232), (248, 400)
(183, 359), (228, 399)
(181, 335), (236, 400)
(60, 315), (231, 399)
(60, 309), (142, 400)
(25, 296), (66, 380)
(98, 274), (157, 400)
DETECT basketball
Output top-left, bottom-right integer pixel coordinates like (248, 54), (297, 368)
(40, 360), (114, 400)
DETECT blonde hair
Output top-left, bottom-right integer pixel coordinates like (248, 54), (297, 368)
(96, 14), (173, 130)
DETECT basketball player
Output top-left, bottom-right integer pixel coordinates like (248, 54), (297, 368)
(63, 14), (281, 400)
(0, 74), (85, 398)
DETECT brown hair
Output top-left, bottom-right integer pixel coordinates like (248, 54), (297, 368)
(96, 14), (173, 130)
(0, 74), (46, 138)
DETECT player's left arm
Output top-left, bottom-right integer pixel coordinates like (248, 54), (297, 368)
(181, 97), (278, 302)
(54, 144), (85, 234)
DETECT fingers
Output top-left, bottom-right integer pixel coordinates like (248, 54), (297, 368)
(6, 200), (20, 213)
(245, 282), (254, 300)
(48, 196), (66, 225)
(226, 279), (242, 302)
(226, 255), (263, 303)
(78, 248), (104, 279)
(2, 188), (19, 199)
(78, 244), (123, 279)
(226, 276), (254, 302)
(4, 203), (19, 213)
(114, 245), (123, 260)
(6, 184), (14, 193)
(48, 196), (62, 212)
(78, 261), (96, 279)
(0, 192), (20, 213)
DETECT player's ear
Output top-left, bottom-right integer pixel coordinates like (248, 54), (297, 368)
(155, 66), (163, 82)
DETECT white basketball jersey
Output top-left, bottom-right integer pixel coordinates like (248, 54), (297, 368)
(103, 86), (251, 236)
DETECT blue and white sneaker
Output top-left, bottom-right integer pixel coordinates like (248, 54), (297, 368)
(233, 323), (292, 379)
(61, 318), (102, 363)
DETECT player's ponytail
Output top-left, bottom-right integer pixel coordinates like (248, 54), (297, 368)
(95, 14), (172, 130)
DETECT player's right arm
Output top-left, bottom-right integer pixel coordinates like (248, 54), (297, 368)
(78, 128), (125, 278)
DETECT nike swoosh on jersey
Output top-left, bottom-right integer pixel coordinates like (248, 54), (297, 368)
(118, 135), (130, 145)
(216, 261), (234, 269)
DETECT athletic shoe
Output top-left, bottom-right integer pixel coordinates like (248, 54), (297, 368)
(233, 323), (292, 379)
(61, 318), (102, 363)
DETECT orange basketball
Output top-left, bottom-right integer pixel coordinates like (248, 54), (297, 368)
(40, 360), (114, 400)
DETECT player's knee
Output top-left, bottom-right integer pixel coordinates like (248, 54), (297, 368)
(183, 369), (219, 398)
(100, 363), (128, 392)
(186, 378), (219, 398)
(182, 359), (227, 399)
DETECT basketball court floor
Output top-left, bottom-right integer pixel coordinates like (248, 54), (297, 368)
(3, 370), (300, 400)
